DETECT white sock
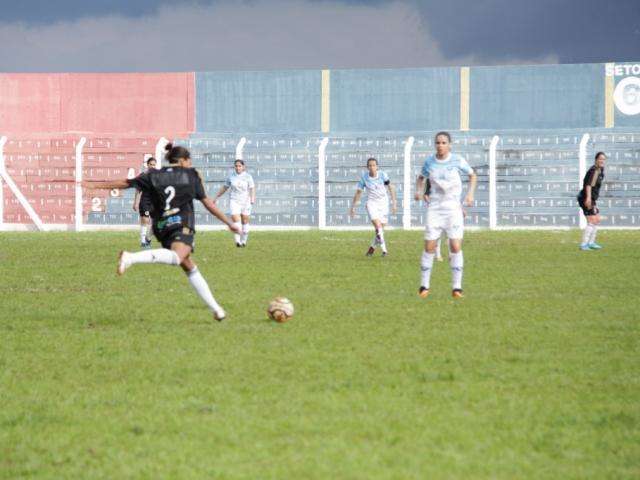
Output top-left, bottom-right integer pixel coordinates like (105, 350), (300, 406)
(582, 224), (593, 245)
(187, 267), (224, 315)
(140, 225), (148, 243)
(450, 251), (464, 290)
(233, 222), (241, 244)
(420, 251), (435, 289)
(127, 249), (179, 266)
(376, 227), (387, 253)
(589, 224), (598, 244)
(241, 223), (250, 244)
(436, 238), (442, 258)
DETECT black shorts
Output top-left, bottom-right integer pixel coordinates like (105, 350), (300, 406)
(156, 226), (195, 251)
(578, 196), (599, 216)
(139, 200), (153, 218)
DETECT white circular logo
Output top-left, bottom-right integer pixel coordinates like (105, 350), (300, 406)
(613, 76), (640, 115)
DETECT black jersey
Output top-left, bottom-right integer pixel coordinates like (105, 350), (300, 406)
(128, 166), (207, 233)
(579, 166), (605, 202)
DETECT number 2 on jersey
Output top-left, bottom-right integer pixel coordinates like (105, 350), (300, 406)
(164, 186), (176, 211)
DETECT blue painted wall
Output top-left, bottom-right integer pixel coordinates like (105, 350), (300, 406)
(196, 70), (321, 133)
(470, 63), (605, 130)
(330, 68), (460, 132)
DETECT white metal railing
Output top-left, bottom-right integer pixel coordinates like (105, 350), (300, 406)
(0, 132), (638, 232)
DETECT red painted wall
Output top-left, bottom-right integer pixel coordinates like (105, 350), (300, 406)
(0, 73), (194, 136)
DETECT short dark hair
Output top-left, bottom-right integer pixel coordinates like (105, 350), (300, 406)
(164, 143), (191, 164)
(435, 131), (452, 143)
(367, 157), (378, 165)
(595, 151), (606, 161)
(146, 157), (157, 166)
(234, 159), (245, 166)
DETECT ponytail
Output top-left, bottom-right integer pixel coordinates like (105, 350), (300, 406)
(164, 143), (191, 164)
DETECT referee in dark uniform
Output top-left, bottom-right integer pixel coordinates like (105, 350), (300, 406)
(578, 152), (606, 250)
(133, 157), (157, 248)
(83, 143), (240, 321)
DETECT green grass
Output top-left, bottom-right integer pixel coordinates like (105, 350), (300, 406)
(1, 230), (639, 479)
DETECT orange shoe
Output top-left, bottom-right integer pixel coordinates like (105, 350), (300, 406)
(418, 287), (430, 298)
(452, 289), (464, 299)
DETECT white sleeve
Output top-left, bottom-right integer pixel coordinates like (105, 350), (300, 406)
(459, 157), (474, 175)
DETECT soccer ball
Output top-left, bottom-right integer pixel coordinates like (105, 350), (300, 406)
(267, 297), (294, 323)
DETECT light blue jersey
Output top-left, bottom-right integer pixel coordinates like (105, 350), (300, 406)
(357, 170), (390, 204)
(225, 171), (255, 203)
(420, 153), (473, 209)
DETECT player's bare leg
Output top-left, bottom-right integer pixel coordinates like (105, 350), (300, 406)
(176, 243), (226, 321)
(231, 214), (242, 247)
(240, 214), (250, 247)
(449, 238), (464, 298)
(419, 239), (438, 298)
(435, 237), (443, 261)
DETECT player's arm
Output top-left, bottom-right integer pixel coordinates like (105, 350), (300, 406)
(387, 183), (397, 214)
(584, 184), (592, 209)
(200, 197), (240, 233)
(349, 189), (363, 218)
(132, 189), (141, 212)
(212, 185), (229, 203)
(250, 186), (256, 204)
(584, 169), (598, 209)
(415, 175), (426, 202)
(464, 172), (477, 207)
(82, 179), (131, 190)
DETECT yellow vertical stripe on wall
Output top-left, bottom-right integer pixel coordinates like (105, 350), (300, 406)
(460, 67), (470, 131)
(321, 69), (331, 133)
(604, 63), (615, 128)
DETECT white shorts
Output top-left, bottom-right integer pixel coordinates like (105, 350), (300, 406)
(366, 201), (389, 224)
(230, 200), (252, 216)
(424, 207), (464, 241)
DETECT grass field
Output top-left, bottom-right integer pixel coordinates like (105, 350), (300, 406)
(1, 230), (639, 479)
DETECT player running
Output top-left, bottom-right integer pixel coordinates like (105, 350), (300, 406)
(213, 159), (255, 247)
(578, 152), (606, 251)
(133, 157), (157, 248)
(414, 132), (477, 298)
(349, 157), (397, 257)
(83, 143), (240, 321)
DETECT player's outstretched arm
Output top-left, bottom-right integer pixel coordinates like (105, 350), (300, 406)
(388, 184), (398, 214)
(464, 172), (477, 206)
(212, 185), (229, 203)
(349, 190), (362, 218)
(82, 179), (131, 190)
(200, 197), (241, 233)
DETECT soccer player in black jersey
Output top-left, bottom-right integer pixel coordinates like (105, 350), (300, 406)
(83, 143), (240, 321)
(133, 157), (157, 248)
(578, 152), (606, 250)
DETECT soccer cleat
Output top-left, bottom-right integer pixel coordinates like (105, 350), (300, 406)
(117, 251), (131, 276)
(366, 246), (375, 257)
(241, 243), (247, 248)
(236, 242), (242, 248)
(213, 308), (226, 322)
(452, 289), (464, 298)
(588, 242), (603, 250)
(382, 250), (388, 257)
(418, 286), (430, 298)
(140, 241), (151, 249)
(579, 243), (591, 251)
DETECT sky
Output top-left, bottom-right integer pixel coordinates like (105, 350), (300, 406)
(0, 0), (638, 72)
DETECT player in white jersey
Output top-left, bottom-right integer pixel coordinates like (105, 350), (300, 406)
(213, 160), (256, 247)
(349, 157), (397, 256)
(414, 132), (477, 298)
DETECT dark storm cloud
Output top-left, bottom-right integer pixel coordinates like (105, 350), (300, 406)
(0, 0), (636, 72)
(415, 0), (640, 64)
